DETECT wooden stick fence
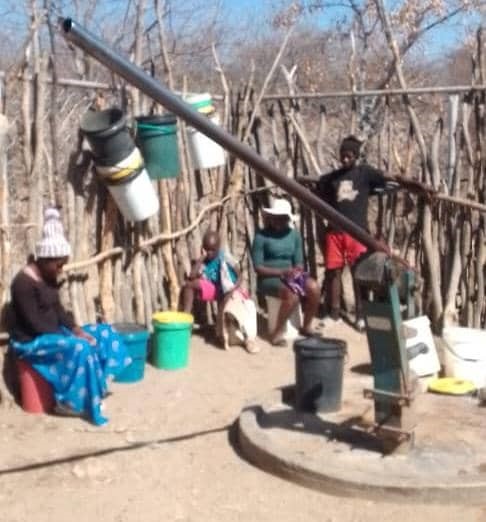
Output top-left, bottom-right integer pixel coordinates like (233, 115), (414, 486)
(0, 11), (484, 337)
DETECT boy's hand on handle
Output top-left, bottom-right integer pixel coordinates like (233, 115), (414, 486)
(373, 236), (411, 269)
(386, 174), (436, 203)
(72, 326), (96, 346)
(373, 237), (391, 256)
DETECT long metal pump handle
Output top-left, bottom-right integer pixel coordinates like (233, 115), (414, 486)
(60, 18), (387, 254)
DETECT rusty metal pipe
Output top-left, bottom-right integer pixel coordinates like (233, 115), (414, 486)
(60, 18), (387, 253)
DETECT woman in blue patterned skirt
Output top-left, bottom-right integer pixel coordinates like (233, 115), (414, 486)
(9, 208), (131, 425)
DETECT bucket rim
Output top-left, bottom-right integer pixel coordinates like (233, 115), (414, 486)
(153, 322), (193, 331)
(186, 93), (212, 104)
(80, 107), (126, 134)
(293, 337), (347, 350)
(103, 165), (145, 186)
(153, 311), (194, 324)
(136, 123), (177, 134)
(112, 322), (149, 333)
(136, 114), (177, 125)
(98, 160), (144, 181)
(95, 147), (142, 173)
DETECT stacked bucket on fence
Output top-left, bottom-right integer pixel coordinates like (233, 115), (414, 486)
(80, 108), (159, 222)
(185, 93), (226, 170)
(135, 115), (180, 179)
(80, 95), (226, 222)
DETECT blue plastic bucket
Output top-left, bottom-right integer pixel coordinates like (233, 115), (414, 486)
(113, 323), (149, 383)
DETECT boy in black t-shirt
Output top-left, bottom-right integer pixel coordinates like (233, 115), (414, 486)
(317, 136), (397, 331)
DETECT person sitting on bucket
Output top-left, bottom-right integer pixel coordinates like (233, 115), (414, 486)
(8, 207), (132, 425)
(180, 230), (243, 344)
(251, 198), (320, 346)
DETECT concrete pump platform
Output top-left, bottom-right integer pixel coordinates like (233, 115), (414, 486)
(237, 326), (486, 505)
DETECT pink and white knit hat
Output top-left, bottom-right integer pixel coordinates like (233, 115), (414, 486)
(35, 207), (72, 259)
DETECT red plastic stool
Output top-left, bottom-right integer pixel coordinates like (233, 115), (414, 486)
(16, 359), (55, 413)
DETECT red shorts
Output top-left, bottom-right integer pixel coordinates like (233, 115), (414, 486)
(323, 231), (367, 270)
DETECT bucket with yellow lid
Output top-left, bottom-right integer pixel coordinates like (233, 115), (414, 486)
(185, 93), (226, 170)
(152, 311), (194, 370)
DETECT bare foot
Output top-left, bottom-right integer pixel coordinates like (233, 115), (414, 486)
(245, 340), (260, 354)
(299, 328), (319, 338)
(270, 337), (288, 347)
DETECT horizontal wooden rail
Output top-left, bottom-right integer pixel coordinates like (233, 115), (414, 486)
(0, 70), (484, 100)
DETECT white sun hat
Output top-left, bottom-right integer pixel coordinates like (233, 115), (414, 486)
(262, 198), (295, 221)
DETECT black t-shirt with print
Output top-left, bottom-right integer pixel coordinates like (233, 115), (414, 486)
(316, 164), (386, 231)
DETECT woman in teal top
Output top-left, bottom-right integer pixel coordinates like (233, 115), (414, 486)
(252, 199), (320, 345)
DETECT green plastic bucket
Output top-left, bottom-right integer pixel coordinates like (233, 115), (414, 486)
(136, 114), (180, 179)
(152, 311), (193, 370)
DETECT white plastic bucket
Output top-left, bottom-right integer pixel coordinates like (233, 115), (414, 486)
(187, 113), (226, 170)
(403, 316), (440, 377)
(265, 296), (302, 340)
(442, 326), (486, 388)
(107, 167), (159, 222)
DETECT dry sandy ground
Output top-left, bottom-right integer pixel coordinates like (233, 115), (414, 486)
(1, 322), (485, 522)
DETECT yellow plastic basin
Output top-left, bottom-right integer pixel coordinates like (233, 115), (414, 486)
(428, 377), (476, 395)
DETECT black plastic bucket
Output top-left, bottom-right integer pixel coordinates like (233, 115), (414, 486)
(80, 108), (135, 165)
(293, 337), (346, 413)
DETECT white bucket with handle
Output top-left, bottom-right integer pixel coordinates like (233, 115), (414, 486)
(442, 326), (486, 388)
(106, 166), (159, 222)
(265, 296), (302, 341)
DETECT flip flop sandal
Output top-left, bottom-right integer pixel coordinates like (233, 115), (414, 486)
(271, 338), (288, 347)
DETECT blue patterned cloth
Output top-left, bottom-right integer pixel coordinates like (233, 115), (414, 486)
(11, 323), (131, 426)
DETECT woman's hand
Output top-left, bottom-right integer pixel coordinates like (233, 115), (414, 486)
(72, 326), (96, 346)
(282, 267), (303, 278)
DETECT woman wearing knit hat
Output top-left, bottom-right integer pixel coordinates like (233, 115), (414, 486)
(9, 207), (131, 425)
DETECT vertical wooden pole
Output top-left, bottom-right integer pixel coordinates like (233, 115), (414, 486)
(0, 114), (10, 309)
